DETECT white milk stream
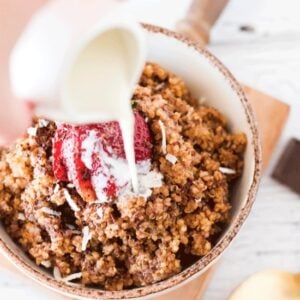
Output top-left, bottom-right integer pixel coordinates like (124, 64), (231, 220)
(10, 9), (147, 194)
(61, 28), (141, 193)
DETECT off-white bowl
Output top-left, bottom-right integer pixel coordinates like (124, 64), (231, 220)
(0, 24), (261, 300)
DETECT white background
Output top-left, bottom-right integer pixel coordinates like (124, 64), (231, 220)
(1, 0), (300, 299)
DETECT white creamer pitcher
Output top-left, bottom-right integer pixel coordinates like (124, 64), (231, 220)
(10, 0), (146, 192)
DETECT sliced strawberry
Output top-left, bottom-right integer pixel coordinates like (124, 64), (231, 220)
(96, 112), (152, 161)
(52, 124), (71, 182)
(53, 124), (96, 201)
(64, 128), (97, 202)
(52, 112), (152, 202)
(133, 112), (152, 161)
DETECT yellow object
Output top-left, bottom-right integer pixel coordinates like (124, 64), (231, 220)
(229, 270), (300, 300)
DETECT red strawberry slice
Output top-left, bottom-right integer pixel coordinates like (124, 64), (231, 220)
(53, 124), (96, 201)
(52, 112), (152, 202)
(52, 124), (72, 182)
(90, 112), (152, 161)
(64, 128), (97, 202)
(133, 112), (152, 162)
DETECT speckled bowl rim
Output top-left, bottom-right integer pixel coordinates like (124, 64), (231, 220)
(0, 24), (262, 300)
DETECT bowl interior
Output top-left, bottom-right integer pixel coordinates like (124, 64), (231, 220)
(144, 27), (257, 236)
(0, 25), (260, 300)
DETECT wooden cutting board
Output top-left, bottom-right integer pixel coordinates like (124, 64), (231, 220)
(0, 85), (289, 300)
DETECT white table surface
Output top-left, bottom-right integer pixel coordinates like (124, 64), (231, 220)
(1, 0), (300, 299)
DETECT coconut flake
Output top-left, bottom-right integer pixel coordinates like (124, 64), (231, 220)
(62, 272), (82, 282)
(65, 282), (83, 287)
(40, 207), (61, 217)
(66, 224), (75, 230)
(158, 120), (167, 154)
(219, 167), (236, 175)
(97, 207), (103, 219)
(165, 153), (177, 165)
(139, 171), (163, 189)
(138, 169), (163, 198)
(27, 127), (37, 136)
(154, 82), (165, 91)
(53, 267), (62, 280)
(67, 183), (75, 188)
(119, 160), (164, 199)
(82, 226), (92, 251)
(18, 213), (25, 220)
(41, 260), (51, 268)
(53, 184), (60, 194)
(64, 189), (80, 212)
(66, 225), (81, 234)
(38, 119), (49, 128)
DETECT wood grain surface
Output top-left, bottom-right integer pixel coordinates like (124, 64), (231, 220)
(176, 0), (229, 44)
(243, 86), (290, 170)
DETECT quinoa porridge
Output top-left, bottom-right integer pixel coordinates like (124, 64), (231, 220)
(0, 63), (246, 290)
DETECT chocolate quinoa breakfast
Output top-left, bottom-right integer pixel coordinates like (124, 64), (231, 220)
(0, 63), (246, 290)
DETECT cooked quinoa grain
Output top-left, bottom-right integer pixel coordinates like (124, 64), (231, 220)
(0, 63), (246, 290)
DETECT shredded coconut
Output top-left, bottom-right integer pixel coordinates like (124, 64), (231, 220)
(97, 207), (103, 219)
(82, 226), (92, 251)
(27, 127), (37, 136)
(18, 213), (25, 220)
(154, 82), (166, 91)
(53, 267), (62, 280)
(41, 260), (51, 268)
(65, 282), (83, 287)
(64, 189), (80, 212)
(62, 272), (82, 282)
(66, 224), (75, 230)
(158, 120), (167, 154)
(165, 153), (177, 165)
(53, 184), (60, 194)
(66, 225), (81, 234)
(38, 119), (49, 128)
(139, 171), (163, 189)
(53, 268), (82, 282)
(138, 168), (163, 198)
(219, 167), (236, 175)
(40, 207), (61, 217)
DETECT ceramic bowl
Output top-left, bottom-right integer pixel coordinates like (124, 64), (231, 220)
(0, 24), (261, 299)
